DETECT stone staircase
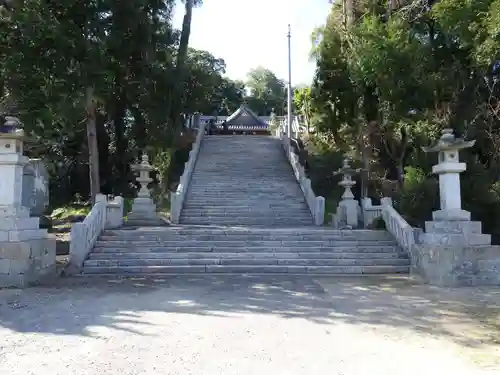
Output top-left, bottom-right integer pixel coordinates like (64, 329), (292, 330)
(180, 136), (313, 226)
(80, 135), (410, 276)
(82, 226), (409, 275)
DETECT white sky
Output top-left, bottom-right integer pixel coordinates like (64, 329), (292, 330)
(172, 0), (331, 85)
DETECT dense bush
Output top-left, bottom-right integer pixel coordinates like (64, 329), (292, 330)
(396, 166), (439, 227)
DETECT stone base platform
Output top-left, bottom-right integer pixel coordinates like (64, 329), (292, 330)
(126, 198), (167, 227)
(413, 244), (500, 286)
(0, 236), (56, 287)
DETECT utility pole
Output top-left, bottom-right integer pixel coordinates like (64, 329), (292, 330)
(287, 24), (293, 139)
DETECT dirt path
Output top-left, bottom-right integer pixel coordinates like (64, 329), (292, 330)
(0, 276), (498, 375)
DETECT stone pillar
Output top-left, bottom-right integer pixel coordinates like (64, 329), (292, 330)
(0, 116), (56, 287)
(333, 158), (361, 228)
(128, 153), (164, 226)
(421, 128), (490, 246)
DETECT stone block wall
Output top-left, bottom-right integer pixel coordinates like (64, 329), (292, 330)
(0, 217), (56, 287)
(411, 244), (500, 286)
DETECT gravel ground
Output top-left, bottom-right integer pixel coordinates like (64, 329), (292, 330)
(0, 275), (499, 375)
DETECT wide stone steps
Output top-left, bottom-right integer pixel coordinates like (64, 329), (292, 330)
(180, 135), (312, 225)
(82, 265), (409, 275)
(93, 240), (399, 248)
(179, 218), (314, 226)
(92, 245), (399, 253)
(84, 258), (408, 267)
(79, 224), (409, 276)
(88, 251), (403, 259)
(100, 228), (395, 240)
(179, 212), (313, 219)
(80, 135), (410, 277)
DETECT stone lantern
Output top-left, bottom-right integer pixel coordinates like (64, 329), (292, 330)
(128, 152), (163, 226)
(0, 115), (55, 287)
(333, 158), (362, 228)
(421, 128), (490, 245)
(422, 128), (475, 221)
(0, 116), (29, 217)
(131, 153), (153, 199)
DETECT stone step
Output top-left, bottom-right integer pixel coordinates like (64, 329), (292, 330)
(187, 186), (302, 191)
(82, 264), (410, 275)
(88, 251), (403, 260)
(191, 173), (293, 176)
(183, 198), (308, 203)
(101, 230), (393, 241)
(124, 219), (167, 227)
(92, 244), (399, 252)
(95, 239), (396, 247)
(186, 190), (303, 195)
(184, 197), (306, 202)
(100, 234), (393, 242)
(179, 220), (314, 226)
(179, 213), (312, 220)
(184, 204), (307, 211)
(178, 222), (315, 227)
(84, 258), (409, 267)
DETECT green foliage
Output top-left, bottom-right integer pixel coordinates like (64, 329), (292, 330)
(396, 167), (439, 227)
(301, 134), (346, 199)
(307, 0), (500, 240)
(368, 217), (387, 230)
(245, 67), (286, 116)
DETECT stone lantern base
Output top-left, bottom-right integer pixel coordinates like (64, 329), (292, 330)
(419, 216), (491, 247)
(126, 197), (166, 226)
(0, 207), (56, 287)
(412, 213), (498, 287)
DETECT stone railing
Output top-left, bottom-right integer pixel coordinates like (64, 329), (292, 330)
(170, 122), (207, 223)
(280, 134), (325, 225)
(69, 194), (124, 271)
(379, 197), (421, 255)
(361, 198), (384, 228)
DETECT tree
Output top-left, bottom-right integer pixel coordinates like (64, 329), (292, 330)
(245, 66), (286, 115)
(293, 86), (313, 133)
(308, 0), (500, 236)
(0, 0), (217, 205)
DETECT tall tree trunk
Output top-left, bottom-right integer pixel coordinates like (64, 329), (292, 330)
(85, 86), (100, 205)
(113, 96), (127, 191)
(168, 0), (194, 134)
(344, 0), (354, 27)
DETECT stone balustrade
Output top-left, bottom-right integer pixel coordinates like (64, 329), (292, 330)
(69, 194), (124, 272)
(280, 133), (324, 225)
(171, 122), (207, 223)
(379, 198), (422, 256)
(360, 197), (383, 227)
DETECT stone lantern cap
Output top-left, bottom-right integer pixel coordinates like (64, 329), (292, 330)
(131, 154), (154, 172)
(422, 128), (475, 153)
(0, 115), (24, 138)
(333, 158), (362, 176)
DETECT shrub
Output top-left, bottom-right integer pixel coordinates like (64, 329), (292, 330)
(396, 166), (439, 227)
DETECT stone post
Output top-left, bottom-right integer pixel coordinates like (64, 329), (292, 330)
(128, 153), (164, 226)
(333, 158), (361, 228)
(421, 128), (490, 245)
(409, 128), (500, 286)
(0, 116), (56, 287)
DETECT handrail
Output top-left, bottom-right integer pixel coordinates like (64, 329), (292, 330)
(361, 197), (384, 227)
(280, 133), (325, 225)
(379, 197), (419, 254)
(170, 122), (207, 223)
(69, 194), (107, 271)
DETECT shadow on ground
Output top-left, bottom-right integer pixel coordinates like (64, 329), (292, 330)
(0, 275), (499, 352)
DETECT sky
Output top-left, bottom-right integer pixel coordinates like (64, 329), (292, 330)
(172, 0), (331, 85)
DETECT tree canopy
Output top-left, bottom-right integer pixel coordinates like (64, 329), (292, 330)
(0, 0), (289, 206)
(300, 0), (500, 239)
